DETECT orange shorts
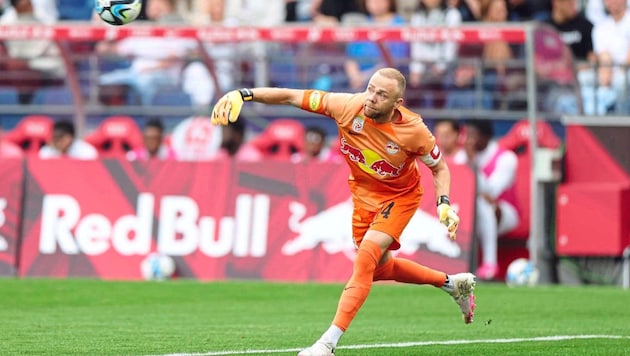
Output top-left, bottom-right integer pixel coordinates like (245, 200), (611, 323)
(352, 196), (421, 251)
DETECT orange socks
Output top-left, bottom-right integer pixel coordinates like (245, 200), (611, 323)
(332, 240), (382, 331)
(373, 257), (446, 287)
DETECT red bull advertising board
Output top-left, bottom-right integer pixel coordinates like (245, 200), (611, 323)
(19, 158), (475, 281)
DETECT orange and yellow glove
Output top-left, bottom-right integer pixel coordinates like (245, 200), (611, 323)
(437, 195), (460, 240)
(211, 88), (254, 125)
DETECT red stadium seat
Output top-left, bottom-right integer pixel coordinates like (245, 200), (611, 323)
(499, 119), (561, 154)
(84, 116), (143, 157)
(4, 115), (54, 154)
(250, 119), (305, 160)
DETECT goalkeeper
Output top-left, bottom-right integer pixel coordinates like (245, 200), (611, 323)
(211, 67), (475, 356)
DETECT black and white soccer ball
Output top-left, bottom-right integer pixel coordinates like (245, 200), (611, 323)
(95, 0), (142, 26)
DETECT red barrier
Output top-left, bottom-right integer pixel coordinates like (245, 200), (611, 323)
(18, 158), (475, 281)
(0, 158), (24, 276)
(0, 24), (526, 43)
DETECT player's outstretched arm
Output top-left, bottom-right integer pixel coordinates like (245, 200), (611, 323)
(429, 158), (460, 240)
(211, 87), (305, 125)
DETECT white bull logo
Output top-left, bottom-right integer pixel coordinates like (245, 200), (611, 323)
(284, 199), (461, 259)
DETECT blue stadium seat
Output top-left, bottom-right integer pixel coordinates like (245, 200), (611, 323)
(151, 90), (192, 107)
(32, 87), (74, 105)
(0, 87), (19, 105)
(58, 0), (93, 20)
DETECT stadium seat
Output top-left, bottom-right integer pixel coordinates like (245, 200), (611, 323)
(84, 116), (143, 157)
(58, 0), (94, 20)
(250, 119), (305, 160)
(151, 90), (193, 107)
(0, 87), (19, 105)
(4, 115), (54, 154)
(32, 87), (74, 105)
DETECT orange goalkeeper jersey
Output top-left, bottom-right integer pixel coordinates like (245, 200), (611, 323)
(301, 90), (441, 210)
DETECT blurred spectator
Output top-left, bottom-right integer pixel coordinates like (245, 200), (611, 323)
(0, 0), (58, 24)
(214, 119), (263, 161)
(0, 0), (64, 104)
(286, 0), (316, 22)
(292, 125), (329, 162)
(548, 0), (594, 63)
(127, 118), (177, 161)
(97, 0), (197, 106)
(464, 119), (519, 281)
(445, 0), (523, 110)
(344, 0), (409, 90)
(39, 120), (98, 159)
(0, 122), (24, 158)
(311, 0), (363, 24)
(584, 0), (630, 25)
(580, 0), (630, 114)
(448, 0), (483, 21)
(170, 117), (222, 161)
(225, 0), (286, 26)
(433, 119), (466, 164)
(223, 0), (286, 89)
(408, 0), (461, 107)
(507, 0), (551, 21)
(534, 27), (581, 114)
(182, 0), (237, 108)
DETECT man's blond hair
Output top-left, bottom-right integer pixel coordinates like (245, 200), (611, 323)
(375, 68), (406, 98)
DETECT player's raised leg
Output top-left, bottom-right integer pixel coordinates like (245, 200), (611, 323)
(373, 258), (476, 324)
(441, 273), (476, 324)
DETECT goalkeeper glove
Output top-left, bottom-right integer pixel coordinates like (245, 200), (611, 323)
(211, 88), (254, 125)
(437, 195), (460, 240)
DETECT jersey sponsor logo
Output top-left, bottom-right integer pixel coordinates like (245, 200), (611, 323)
(352, 117), (365, 132)
(309, 91), (322, 111)
(385, 141), (400, 155)
(339, 137), (404, 178)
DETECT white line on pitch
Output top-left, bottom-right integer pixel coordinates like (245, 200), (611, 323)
(156, 334), (630, 356)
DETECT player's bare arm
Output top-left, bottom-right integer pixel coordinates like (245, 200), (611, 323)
(429, 157), (451, 199)
(211, 87), (305, 125)
(250, 87), (305, 107)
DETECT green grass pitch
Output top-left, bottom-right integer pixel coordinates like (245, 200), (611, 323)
(1, 278), (629, 355)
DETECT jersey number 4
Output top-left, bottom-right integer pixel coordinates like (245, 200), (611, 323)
(380, 202), (395, 219)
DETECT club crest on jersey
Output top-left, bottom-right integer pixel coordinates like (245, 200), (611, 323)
(352, 117), (365, 132)
(385, 141), (399, 154)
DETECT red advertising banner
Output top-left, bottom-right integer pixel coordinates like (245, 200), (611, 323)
(0, 158), (24, 276)
(19, 158), (474, 282)
(0, 24), (527, 44)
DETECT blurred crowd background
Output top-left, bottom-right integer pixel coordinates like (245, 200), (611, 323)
(0, 0), (626, 161)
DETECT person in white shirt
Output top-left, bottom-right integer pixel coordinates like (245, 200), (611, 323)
(409, 0), (462, 108)
(96, 0), (197, 106)
(464, 119), (519, 280)
(581, 0), (630, 113)
(39, 120), (98, 160)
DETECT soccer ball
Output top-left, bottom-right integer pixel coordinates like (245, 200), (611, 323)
(505, 258), (539, 287)
(140, 252), (176, 281)
(95, 0), (142, 26)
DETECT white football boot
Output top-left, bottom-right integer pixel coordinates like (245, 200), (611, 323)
(297, 338), (335, 356)
(447, 273), (476, 324)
